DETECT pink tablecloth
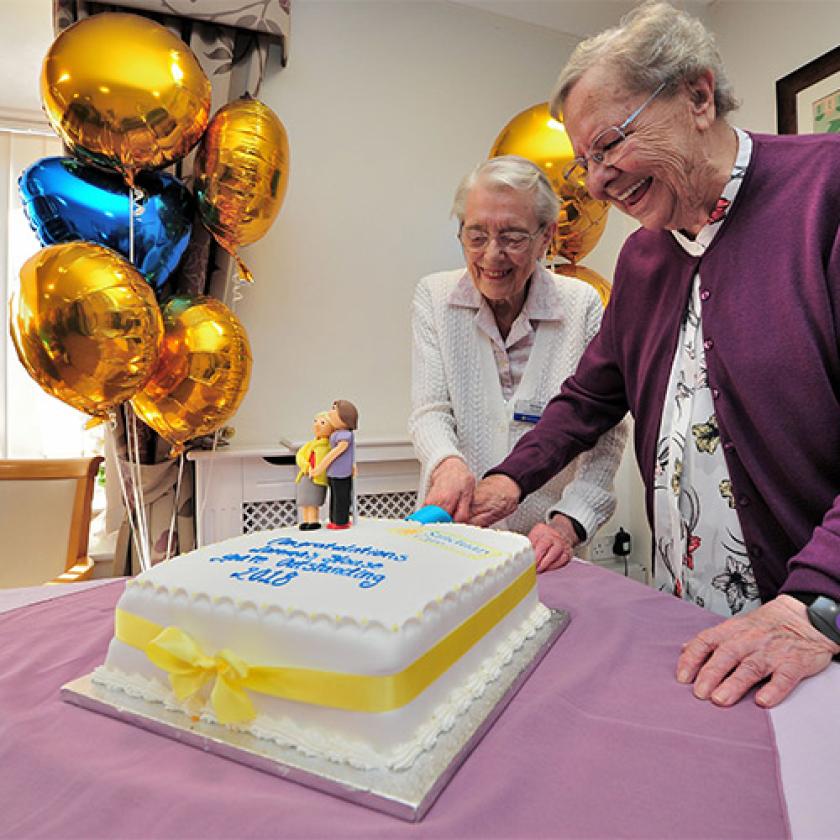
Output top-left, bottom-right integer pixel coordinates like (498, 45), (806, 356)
(0, 563), (789, 839)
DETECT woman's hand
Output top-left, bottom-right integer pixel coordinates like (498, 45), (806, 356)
(676, 594), (840, 707)
(468, 474), (521, 527)
(424, 457), (475, 522)
(528, 514), (579, 573)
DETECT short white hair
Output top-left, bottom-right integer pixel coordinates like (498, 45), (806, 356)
(451, 155), (560, 227)
(550, 1), (738, 118)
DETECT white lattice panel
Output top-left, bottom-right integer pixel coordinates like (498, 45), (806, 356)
(356, 491), (418, 520)
(241, 491), (418, 535)
(190, 443), (421, 547)
(243, 500), (298, 532)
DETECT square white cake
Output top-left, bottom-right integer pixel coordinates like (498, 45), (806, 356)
(93, 520), (549, 770)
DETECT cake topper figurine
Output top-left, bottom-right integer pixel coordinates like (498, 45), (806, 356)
(311, 399), (358, 530)
(294, 411), (333, 530)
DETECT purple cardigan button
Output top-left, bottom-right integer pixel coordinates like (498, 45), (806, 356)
(703, 338), (714, 351)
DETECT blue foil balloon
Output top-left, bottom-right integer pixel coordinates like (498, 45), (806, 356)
(19, 156), (193, 292)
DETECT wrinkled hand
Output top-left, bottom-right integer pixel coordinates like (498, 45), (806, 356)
(424, 457), (475, 522)
(468, 474), (521, 527)
(528, 514), (579, 573)
(676, 594), (840, 708)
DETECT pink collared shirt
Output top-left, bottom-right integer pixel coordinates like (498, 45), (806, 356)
(447, 268), (565, 400)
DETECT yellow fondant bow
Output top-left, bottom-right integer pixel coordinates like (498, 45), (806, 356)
(145, 627), (257, 724)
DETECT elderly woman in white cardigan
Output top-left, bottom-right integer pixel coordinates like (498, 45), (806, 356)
(410, 155), (626, 570)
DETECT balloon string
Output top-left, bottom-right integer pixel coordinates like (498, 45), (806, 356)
(128, 186), (135, 264)
(164, 453), (185, 562)
(125, 189), (145, 570)
(134, 422), (151, 570)
(113, 409), (147, 574)
(231, 275), (244, 310)
(110, 411), (143, 575)
(124, 411), (144, 570)
(196, 430), (221, 541)
(124, 186), (155, 572)
(125, 408), (151, 572)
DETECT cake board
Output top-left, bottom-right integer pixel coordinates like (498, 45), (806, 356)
(62, 607), (569, 822)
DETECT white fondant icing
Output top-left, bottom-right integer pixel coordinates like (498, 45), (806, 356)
(94, 519), (543, 771)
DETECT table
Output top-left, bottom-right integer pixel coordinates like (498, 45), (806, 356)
(1, 563), (836, 839)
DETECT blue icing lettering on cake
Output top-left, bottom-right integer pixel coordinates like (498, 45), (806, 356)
(227, 554), (386, 589)
(209, 534), (406, 590)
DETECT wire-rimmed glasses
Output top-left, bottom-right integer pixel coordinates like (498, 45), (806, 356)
(563, 81), (668, 187)
(458, 224), (545, 255)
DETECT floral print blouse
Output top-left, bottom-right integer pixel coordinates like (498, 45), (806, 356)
(653, 128), (761, 617)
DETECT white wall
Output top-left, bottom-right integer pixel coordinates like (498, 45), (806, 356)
(235, 0), (592, 442)
(0, 0), (52, 120)
(708, 1), (840, 134)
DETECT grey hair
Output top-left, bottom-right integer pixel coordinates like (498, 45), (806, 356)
(451, 155), (560, 227)
(550, 1), (738, 119)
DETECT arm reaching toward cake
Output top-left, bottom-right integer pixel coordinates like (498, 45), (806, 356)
(467, 474), (522, 527)
(424, 456), (476, 522)
(468, 478), (577, 571)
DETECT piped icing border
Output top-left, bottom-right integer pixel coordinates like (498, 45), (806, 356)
(93, 602), (551, 771)
(125, 541), (532, 633)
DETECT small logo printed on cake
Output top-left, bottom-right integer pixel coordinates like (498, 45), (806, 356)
(392, 525), (423, 537)
(394, 527), (504, 559)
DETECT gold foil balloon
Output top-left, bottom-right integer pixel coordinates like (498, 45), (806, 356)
(9, 242), (163, 420)
(40, 13), (211, 184)
(131, 296), (253, 455)
(490, 102), (609, 264)
(193, 96), (290, 282)
(554, 263), (612, 307)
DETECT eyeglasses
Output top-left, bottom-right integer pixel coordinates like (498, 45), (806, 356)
(563, 81), (668, 187)
(458, 225), (545, 255)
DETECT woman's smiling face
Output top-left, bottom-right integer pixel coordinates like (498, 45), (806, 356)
(461, 183), (551, 307)
(563, 64), (719, 235)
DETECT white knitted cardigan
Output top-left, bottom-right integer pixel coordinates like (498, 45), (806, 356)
(409, 265), (627, 538)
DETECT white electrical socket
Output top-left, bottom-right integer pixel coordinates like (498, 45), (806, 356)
(589, 534), (615, 561)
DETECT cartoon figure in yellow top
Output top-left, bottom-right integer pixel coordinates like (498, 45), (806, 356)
(295, 412), (334, 530)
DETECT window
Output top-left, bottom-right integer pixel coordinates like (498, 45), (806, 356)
(1, 127), (110, 559)
(0, 128), (98, 458)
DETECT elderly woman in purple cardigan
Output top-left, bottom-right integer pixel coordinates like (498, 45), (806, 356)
(469, 1), (840, 708)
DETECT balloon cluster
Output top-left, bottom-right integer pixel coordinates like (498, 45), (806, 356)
(9, 12), (289, 453)
(490, 103), (612, 306)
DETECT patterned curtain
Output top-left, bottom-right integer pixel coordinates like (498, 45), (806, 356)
(52, 0), (290, 575)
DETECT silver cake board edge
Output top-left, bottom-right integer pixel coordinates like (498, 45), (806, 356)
(61, 607), (570, 822)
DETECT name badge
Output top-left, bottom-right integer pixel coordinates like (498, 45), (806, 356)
(513, 399), (544, 424)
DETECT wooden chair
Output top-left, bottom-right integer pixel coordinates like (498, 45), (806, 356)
(0, 457), (104, 588)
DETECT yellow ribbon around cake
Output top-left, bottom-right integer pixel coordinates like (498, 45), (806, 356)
(114, 564), (536, 725)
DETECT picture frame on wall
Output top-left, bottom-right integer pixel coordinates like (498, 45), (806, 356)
(776, 45), (840, 135)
